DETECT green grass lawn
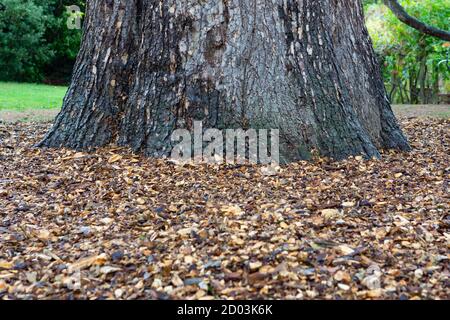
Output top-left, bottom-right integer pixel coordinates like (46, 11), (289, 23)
(0, 82), (67, 111)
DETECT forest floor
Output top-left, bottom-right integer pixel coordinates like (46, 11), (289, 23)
(0, 116), (448, 300)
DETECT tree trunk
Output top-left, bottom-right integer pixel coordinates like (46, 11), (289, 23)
(39, 0), (410, 162)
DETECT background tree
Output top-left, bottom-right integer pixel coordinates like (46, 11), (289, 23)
(41, 0), (85, 84)
(383, 0), (450, 41)
(0, 0), (84, 82)
(366, 0), (449, 104)
(0, 0), (51, 82)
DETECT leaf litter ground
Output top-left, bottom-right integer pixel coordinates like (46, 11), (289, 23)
(0, 118), (448, 300)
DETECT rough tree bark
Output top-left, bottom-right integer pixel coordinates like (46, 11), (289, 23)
(39, 0), (410, 162)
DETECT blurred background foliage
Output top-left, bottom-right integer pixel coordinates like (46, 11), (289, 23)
(0, 0), (448, 104)
(364, 0), (449, 104)
(0, 0), (84, 83)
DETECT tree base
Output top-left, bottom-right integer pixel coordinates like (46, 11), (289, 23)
(39, 0), (410, 162)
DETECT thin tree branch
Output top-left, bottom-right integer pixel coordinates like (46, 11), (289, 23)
(384, 0), (450, 41)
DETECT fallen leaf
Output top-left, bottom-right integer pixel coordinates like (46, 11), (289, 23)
(108, 154), (123, 164)
(69, 253), (108, 272)
(321, 209), (341, 220)
(0, 261), (13, 270)
(100, 266), (121, 275)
